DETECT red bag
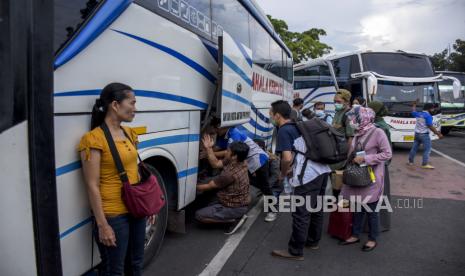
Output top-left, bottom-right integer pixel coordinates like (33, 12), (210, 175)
(121, 163), (166, 218)
(327, 210), (353, 241)
(101, 123), (166, 218)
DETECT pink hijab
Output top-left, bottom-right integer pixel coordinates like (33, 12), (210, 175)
(347, 106), (376, 136)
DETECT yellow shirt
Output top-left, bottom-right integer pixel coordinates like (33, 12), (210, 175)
(78, 126), (139, 215)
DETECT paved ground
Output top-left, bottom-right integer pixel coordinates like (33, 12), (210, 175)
(144, 130), (465, 276)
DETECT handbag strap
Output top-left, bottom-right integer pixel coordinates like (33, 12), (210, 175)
(100, 122), (129, 183)
(355, 127), (377, 152)
(362, 128), (377, 150)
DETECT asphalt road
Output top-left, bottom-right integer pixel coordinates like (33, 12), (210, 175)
(144, 131), (465, 276)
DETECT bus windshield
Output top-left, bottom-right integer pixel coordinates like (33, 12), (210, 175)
(373, 81), (440, 115)
(362, 52), (434, 77)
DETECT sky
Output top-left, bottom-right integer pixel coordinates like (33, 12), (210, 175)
(254, 0), (465, 56)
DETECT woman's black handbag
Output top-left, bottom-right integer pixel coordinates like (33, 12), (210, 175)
(343, 129), (376, 188)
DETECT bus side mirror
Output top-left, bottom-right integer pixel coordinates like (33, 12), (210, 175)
(452, 79), (461, 99)
(367, 75), (378, 95)
(442, 76), (461, 99)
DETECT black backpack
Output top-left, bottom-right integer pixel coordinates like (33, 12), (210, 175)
(295, 118), (349, 164)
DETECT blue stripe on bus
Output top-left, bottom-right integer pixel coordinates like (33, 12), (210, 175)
(302, 87), (318, 102)
(236, 125), (272, 141)
(134, 90), (208, 109)
(54, 89), (208, 109)
(60, 217), (93, 239)
(249, 118), (273, 132)
(222, 89), (251, 106)
(59, 166), (198, 239)
(223, 55), (253, 86)
(233, 39), (253, 67)
(56, 161), (82, 177)
(56, 134), (199, 177)
(54, 0), (132, 69)
(251, 105), (270, 124)
(201, 40), (218, 62)
(138, 134), (199, 149)
(177, 167), (198, 178)
(112, 29), (216, 84)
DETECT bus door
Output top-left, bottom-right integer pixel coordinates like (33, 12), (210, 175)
(216, 31), (253, 127)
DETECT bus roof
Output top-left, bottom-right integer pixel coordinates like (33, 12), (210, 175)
(324, 50), (429, 61)
(294, 50), (431, 67)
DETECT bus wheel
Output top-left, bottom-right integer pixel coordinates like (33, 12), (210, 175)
(143, 164), (168, 267)
(441, 127), (451, 135)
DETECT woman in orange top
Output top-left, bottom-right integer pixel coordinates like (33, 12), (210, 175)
(79, 83), (153, 275)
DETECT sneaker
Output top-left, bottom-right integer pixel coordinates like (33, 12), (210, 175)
(421, 164), (435, 169)
(264, 212), (278, 222)
(406, 162), (415, 166)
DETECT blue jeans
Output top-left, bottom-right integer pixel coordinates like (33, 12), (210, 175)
(93, 214), (146, 276)
(352, 201), (379, 242)
(408, 132), (432, 166)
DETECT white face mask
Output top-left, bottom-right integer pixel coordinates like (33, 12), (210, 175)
(352, 104), (361, 108)
(315, 110), (325, 117)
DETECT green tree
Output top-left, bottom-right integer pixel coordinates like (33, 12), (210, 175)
(267, 15), (332, 64)
(449, 39), (465, 72)
(430, 39), (465, 72)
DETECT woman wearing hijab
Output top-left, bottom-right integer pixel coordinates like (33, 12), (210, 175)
(339, 106), (392, 251)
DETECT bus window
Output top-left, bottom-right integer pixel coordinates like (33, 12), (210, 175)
(294, 65), (333, 89)
(295, 66), (320, 77)
(332, 56), (350, 86)
(332, 55), (362, 98)
(250, 18), (270, 68)
(54, 0), (100, 52)
(319, 65), (334, 87)
(286, 55), (293, 84)
(212, 1), (250, 47)
(294, 78), (320, 89)
(269, 40), (284, 78)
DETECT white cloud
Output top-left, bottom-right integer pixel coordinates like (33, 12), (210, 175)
(254, 0), (465, 55)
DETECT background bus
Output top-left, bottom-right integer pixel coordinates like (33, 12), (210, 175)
(1, 0), (293, 275)
(293, 51), (459, 143)
(436, 71), (465, 134)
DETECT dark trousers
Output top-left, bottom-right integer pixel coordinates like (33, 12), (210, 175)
(352, 201), (379, 242)
(94, 214), (146, 276)
(249, 161), (273, 196)
(288, 173), (328, 256)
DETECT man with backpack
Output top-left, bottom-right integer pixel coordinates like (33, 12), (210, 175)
(269, 100), (333, 260)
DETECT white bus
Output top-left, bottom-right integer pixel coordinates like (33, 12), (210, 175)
(436, 71), (465, 134)
(1, 0), (293, 275)
(294, 51), (460, 143)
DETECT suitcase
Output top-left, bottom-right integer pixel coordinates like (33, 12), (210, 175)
(328, 210), (353, 241)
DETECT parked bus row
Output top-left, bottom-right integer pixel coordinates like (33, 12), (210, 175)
(293, 51), (462, 143)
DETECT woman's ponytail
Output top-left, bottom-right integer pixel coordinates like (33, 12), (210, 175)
(90, 99), (106, 130)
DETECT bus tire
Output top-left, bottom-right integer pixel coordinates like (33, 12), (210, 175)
(142, 164), (169, 267)
(441, 127), (451, 135)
